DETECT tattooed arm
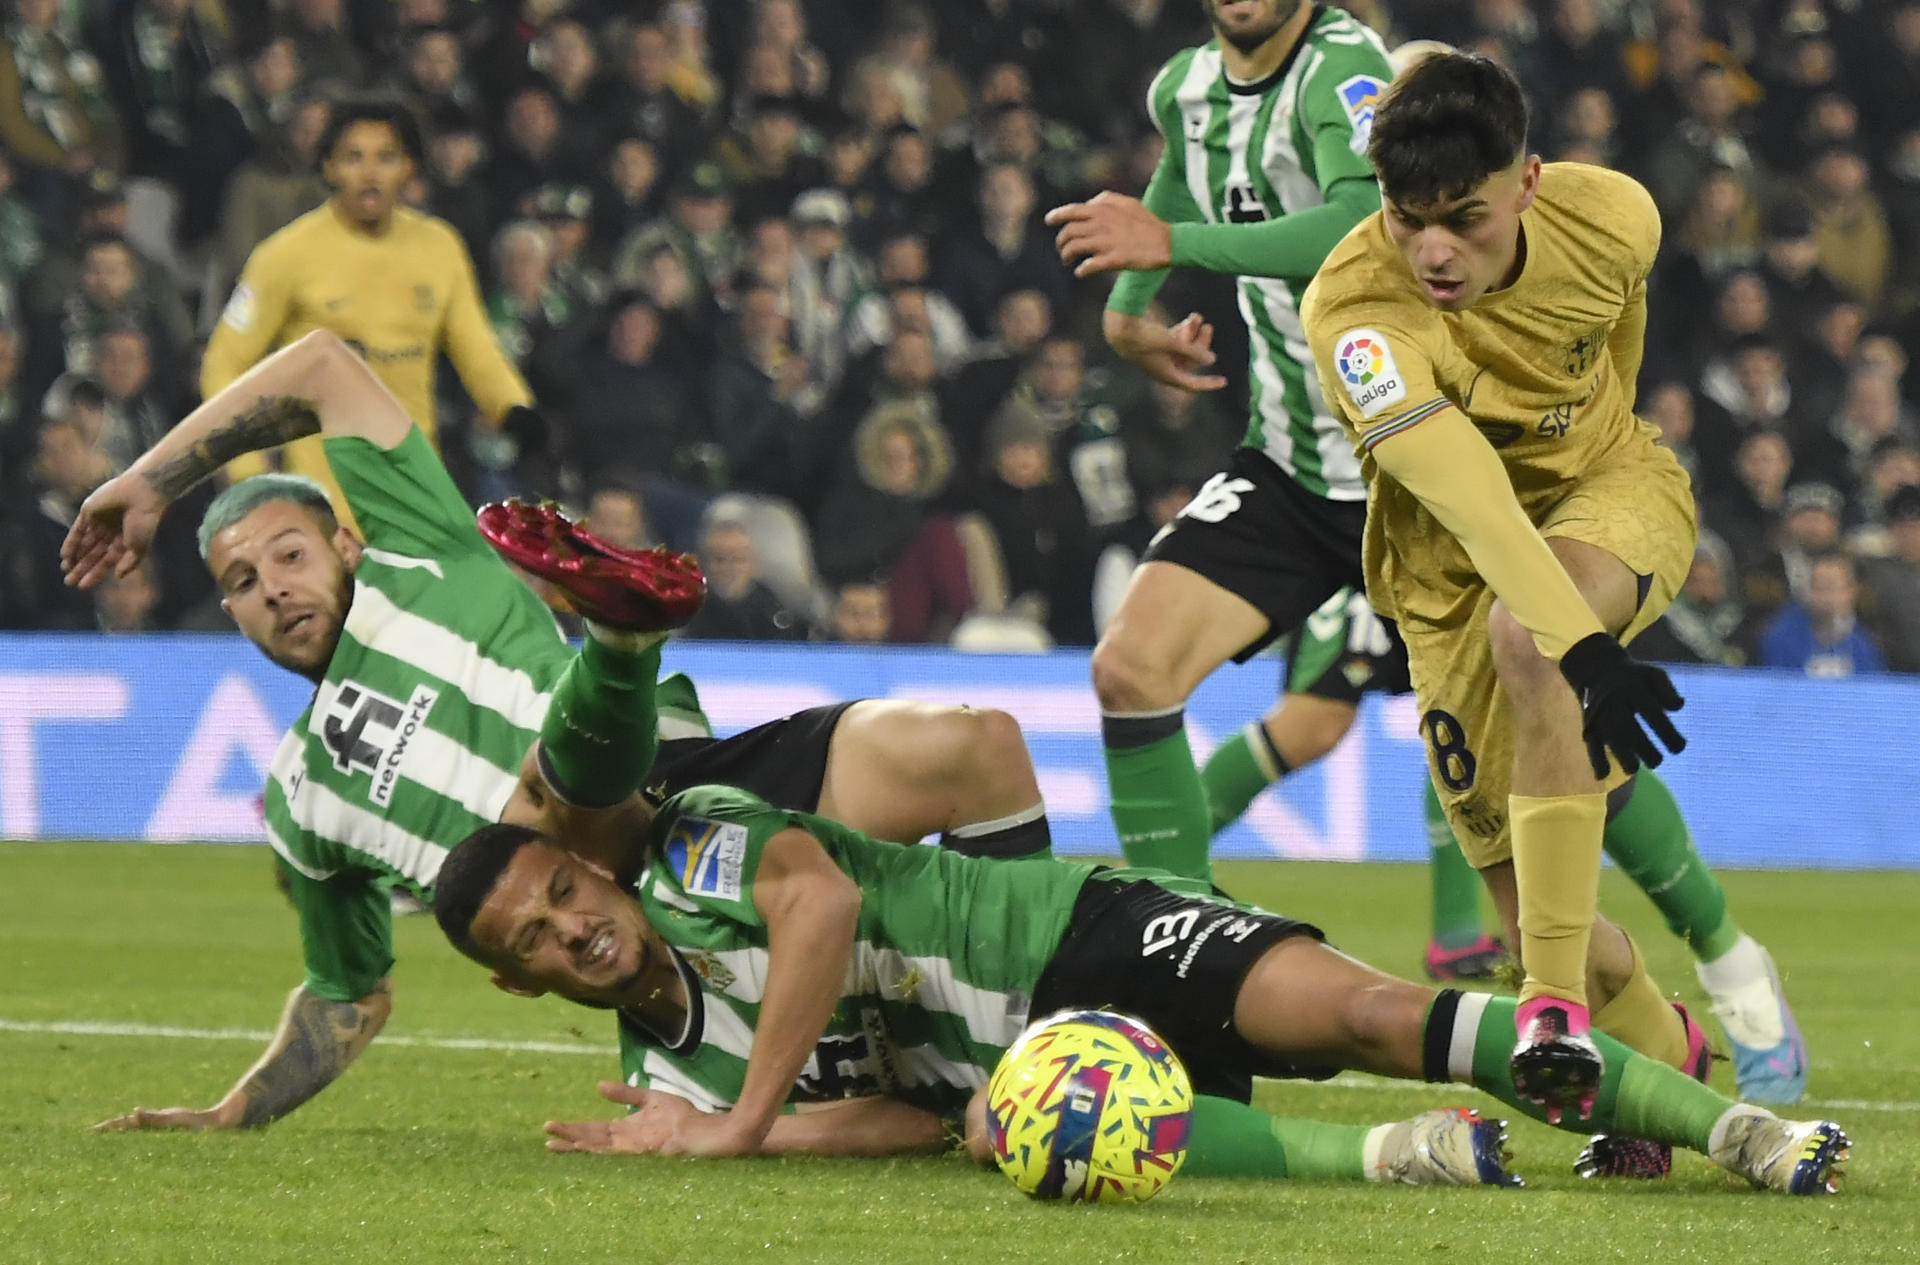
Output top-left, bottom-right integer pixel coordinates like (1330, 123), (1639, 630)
(93, 979), (392, 1132)
(61, 330), (414, 588)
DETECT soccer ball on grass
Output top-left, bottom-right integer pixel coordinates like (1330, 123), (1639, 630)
(984, 1009), (1194, 1203)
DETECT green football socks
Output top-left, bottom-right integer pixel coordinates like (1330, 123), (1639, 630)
(1426, 991), (1730, 1150)
(1425, 780), (1485, 949)
(1604, 772), (1741, 963)
(537, 631), (662, 809)
(1181, 1096), (1368, 1180)
(1200, 722), (1287, 833)
(1103, 708), (1213, 880)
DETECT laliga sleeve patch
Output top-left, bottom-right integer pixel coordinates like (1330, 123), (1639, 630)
(221, 283), (257, 334)
(1335, 74), (1387, 152)
(1333, 328), (1407, 418)
(665, 817), (750, 900)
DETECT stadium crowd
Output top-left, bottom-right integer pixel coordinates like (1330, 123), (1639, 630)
(2, 0), (1918, 673)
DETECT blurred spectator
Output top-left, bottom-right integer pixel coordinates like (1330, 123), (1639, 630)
(493, 85), (575, 214)
(713, 93), (822, 226)
(1119, 377), (1242, 505)
(1851, 440), (1920, 542)
(94, 323), (173, 472)
(421, 105), (490, 257)
(534, 19), (617, 165)
(827, 578), (890, 644)
(486, 219), (573, 383)
(1790, 296), (1867, 427)
(935, 160), (1074, 339)
(185, 32), (300, 243)
(594, 135), (664, 251)
(945, 286), (1051, 471)
(859, 124), (940, 246)
(683, 514), (807, 641)
(563, 293), (709, 532)
(529, 182), (606, 310)
(612, 22), (710, 180)
(25, 175), (186, 340)
(707, 277), (820, 497)
(94, 558), (159, 632)
(788, 187), (868, 388)
(1672, 166), (1758, 280)
(1862, 2), (1920, 153)
(973, 398), (1094, 645)
(1643, 378), (1703, 486)
(1799, 364), (1918, 496)
(88, 0), (220, 187)
(1696, 331), (1797, 481)
(212, 94), (331, 294)
(0, 323), (27, 477)
(1752, 200), (1845, 347)
(6, 412), (109, 629)
(1806, 147), (1892, 314)
(744, 0), (830, 107)
(583, 478), (653, 550)
(29, 231), (188, 392)
(614, 160), (742, 308)
(813, 400), (971, 643)
(850, 3), (968, 138)
(1644, 64), (1757, 223)
(1551, 85), (1619, 167)
(1527, 0), (1628, 123)
(1860, 484), (1920, 673)
(1884, 125), (1920, 315)
(0, 0), (121, 207)
(1633, 531), (1756, 666)
(392, 24), (477, 121)
(1759, 551), (1886, 675)
(846, 231), (970, 369)
(1705, 428), (1792, 597)
(1014, 335), (1138, 543)
(282, 0), (366, 90)
(0, 149), (44, 291)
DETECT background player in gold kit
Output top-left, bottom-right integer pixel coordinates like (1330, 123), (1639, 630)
(204, 99), (543, 522)
(1300, 52), (1750, 1121)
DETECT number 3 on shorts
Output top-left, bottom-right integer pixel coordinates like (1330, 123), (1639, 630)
(1420, 708), (1478, 792)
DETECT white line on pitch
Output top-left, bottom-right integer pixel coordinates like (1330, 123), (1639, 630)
(5, 1019), (1914, 1114)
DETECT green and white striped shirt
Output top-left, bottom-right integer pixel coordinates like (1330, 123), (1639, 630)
(1119, 7), (1393, 500)
(264, 430), (708, 1001)
(616, 787), (1259, 1118)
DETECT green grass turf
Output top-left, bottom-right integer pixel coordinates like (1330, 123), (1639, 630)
(2, 843), (1916, 1264)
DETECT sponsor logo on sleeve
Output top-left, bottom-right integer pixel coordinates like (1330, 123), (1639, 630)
(1335, 74), (1387, 150)
(665, 818), (749, 900)
(220, 283), (256, 333)
(1334, 328), (1407, 418)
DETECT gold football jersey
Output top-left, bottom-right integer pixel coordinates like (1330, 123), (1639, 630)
(1301, 163), (1673, 655)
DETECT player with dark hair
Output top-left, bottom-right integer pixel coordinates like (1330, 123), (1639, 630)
(422, 754), (1848, 1195)
(203, 94), (543, 526)
(1049, 23), (1805, 1111)
(1294, 51), (1782, 1132)
(60, 330), (1055, 1133)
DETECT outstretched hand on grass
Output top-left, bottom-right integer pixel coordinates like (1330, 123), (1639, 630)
(545, 1081), (760, 1157)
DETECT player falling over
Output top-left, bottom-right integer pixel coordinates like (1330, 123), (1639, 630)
(1045, 5), (1805, 1107)
(420, 631), (1848, 1193)
(59, 330), (1054, 1131)
(1295, 50), (1775, 1131)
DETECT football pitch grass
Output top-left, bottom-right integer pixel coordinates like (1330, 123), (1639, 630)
(3, 844), (1916, 1264)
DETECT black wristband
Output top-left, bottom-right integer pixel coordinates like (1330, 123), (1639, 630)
(1557, 631), (1628, 695)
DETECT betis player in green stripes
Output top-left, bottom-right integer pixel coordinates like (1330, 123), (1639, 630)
(426, 765), (1849, 1193)
(1048, 7), (1808, 1112)
(60, 330), (1055, 1132)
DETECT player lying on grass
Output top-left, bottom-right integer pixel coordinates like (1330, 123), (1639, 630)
(58, 329), (1054, 1132)
(428, 775), (1849, 1194)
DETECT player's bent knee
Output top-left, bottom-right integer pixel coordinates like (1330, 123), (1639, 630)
(1486, 601), (1555, 693)
(1090, 635), (1182, 713)
(1343, 981), (1424, 1064)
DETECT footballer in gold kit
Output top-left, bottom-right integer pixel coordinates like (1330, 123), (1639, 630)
(1301, 53), (1699, 1116)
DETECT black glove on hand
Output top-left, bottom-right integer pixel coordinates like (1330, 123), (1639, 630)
(1558, 632), (1687, 780)
(501, 405), (549, 459)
